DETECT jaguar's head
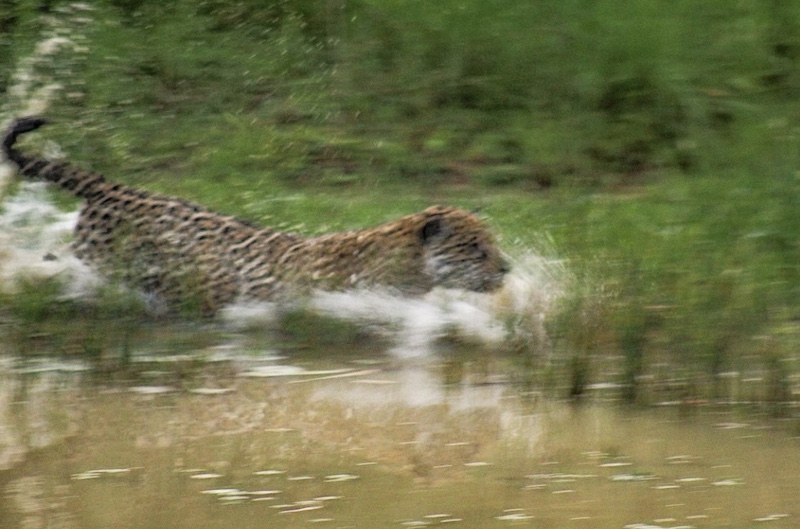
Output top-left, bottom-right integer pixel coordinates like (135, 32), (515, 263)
(418, 206), (510, 293)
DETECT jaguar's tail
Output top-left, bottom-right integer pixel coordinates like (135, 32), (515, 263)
(2, 117), (106, 199)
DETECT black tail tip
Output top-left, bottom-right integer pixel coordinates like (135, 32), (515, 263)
(12, 116), (49, 134)
(3, 116), (48, 155)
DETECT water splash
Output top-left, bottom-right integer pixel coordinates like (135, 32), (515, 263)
(220, 250), (567, 360)
(0, 184), (100, 298)
(322, 250), (566, 358)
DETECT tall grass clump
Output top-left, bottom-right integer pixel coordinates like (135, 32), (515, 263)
(539, 161), (800, 404)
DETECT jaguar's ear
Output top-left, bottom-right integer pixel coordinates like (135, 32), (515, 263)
(420, 217), (444, 243)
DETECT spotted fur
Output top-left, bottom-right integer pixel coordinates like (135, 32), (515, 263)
(3, 117), (509, 314)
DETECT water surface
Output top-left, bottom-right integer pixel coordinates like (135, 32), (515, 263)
(1, 325), (797, 529)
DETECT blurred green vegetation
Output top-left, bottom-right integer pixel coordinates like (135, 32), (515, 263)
(3, 0), (800, 405)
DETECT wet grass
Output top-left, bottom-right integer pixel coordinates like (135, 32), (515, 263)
(3, 0), (800, 405)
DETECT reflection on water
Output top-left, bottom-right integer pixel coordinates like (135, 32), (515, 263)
(1, 326), (799, 529)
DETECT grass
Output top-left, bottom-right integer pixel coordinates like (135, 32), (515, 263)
(3, 0), (800, 404)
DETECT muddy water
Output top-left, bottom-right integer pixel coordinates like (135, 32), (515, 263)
(0, 326), (798, 529)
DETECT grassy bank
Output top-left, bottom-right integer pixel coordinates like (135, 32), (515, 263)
(3, 0), (800, 405)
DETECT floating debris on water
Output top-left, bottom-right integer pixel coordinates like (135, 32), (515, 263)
(666, 455), (700, 465)
(585, 382), (623, 391)
(610, 474), (657, 482)
(753, 514), (790, 522)
(599, 461), (633, 468)
(324, 473), (360, 482)
(527, 473), (598, 480)
(423, 514), (463, 523)
(397, 514), (463, 527)
(201, 488), (281, 504)
(715, 422), (749, 430)
(132, 354), (196, 364)
(254, 469), (286, 476)
(189, 388), (235, 395)
(13, 360), (90, 374)
(625, 523), (694, 529)
(463, 461), (490, 467)
(278, 502), (324, 514)
(712, 479), (743, 486)
(190, 473), (224, 480)
(238, 365), (306, 377)
(353, 379), (397, 385)
(219, 495), (249, 504)
(238, 366), (353, 378)
(523, 484), (547, 491)
(524, 472), (599, 491)
(201, 488), (239, 495)
(496, 513), (533, 521)
(129, 385), (175, 395)
(71, 468), (137, 480)
(496, 509), (533, 521)
(289, 368), (380, 383)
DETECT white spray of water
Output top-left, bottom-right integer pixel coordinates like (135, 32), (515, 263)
(0, 183), (100, 297)
(221, 250), (567, 361)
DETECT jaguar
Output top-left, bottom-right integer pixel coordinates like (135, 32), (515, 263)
(2, 117), (509, 315)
